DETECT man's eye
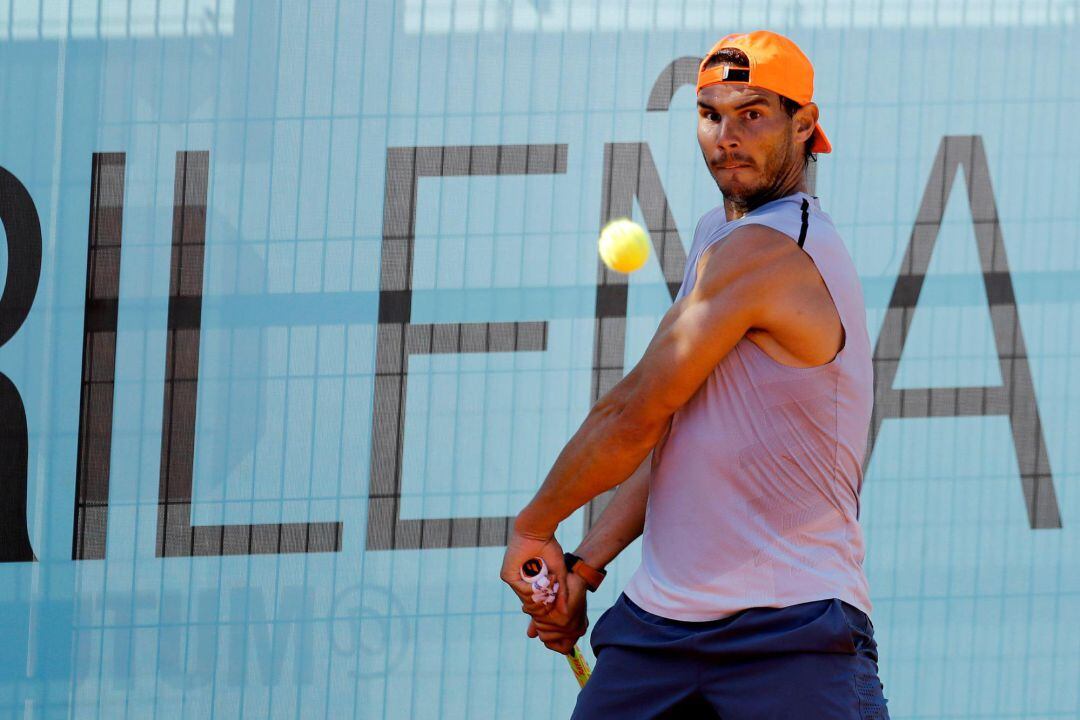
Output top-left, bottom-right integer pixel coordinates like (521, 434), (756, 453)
(747, 110), (761, 120)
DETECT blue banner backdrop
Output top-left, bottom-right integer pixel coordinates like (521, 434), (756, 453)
(0, 1), (1078, 717)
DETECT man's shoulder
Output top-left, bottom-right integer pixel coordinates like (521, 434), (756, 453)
(692, 224), (807, 300)
(698, 204), (727, 225)
(702, 222), (804, 270)
(693, 205), (729, 241)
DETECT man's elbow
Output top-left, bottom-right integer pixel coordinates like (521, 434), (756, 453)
(590, 373), (674, 452)
(603, 398), (671, 452)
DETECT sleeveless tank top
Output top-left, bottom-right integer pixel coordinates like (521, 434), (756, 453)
(623, 192), (875, 621)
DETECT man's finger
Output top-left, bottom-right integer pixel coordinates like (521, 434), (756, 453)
(536, 622), (584, 637)
(543, 638), (575, 654)
(505, 578), (553, 616)
(522, 600), (553, 616)
(533, 615), (588, 632)
(536, 625), (586, 644)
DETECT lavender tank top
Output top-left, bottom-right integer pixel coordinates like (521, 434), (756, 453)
(623, 192), (875, 622)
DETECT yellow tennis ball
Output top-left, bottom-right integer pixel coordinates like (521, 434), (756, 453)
(598, 218), (650, 273)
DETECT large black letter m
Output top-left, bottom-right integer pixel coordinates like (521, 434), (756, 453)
(868, 136), (1061, 529)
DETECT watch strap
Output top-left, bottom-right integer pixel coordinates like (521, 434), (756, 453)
(564, 552), (606, 592)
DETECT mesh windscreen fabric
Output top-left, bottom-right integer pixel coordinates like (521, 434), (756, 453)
(0, 1), (1077, 717)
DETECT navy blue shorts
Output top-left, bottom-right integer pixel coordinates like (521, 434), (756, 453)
(571, 594), (889, 719)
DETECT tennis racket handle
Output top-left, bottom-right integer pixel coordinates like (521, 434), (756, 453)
(566, 644), (592, 688)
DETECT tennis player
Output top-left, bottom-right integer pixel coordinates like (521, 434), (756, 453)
(500, 30), (888, 718)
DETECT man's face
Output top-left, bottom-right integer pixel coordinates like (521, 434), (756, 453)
(696, 83), (802, 202)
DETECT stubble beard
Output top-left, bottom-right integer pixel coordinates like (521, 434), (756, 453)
(714, 140), (799, 211)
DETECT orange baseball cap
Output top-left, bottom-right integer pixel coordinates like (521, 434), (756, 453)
(697, 31), (831, 154)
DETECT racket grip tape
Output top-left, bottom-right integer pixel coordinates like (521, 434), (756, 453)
(566, 644), (592, 688)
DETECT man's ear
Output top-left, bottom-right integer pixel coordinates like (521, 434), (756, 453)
(794, 102), (819, 144)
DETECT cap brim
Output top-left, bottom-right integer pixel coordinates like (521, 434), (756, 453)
(810, 123), (832, 154)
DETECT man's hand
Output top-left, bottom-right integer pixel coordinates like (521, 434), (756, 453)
(499, 526), (566, 616)
(527, 572), (589, 654)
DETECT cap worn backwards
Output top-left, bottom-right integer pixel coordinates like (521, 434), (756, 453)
(696, 30), (831, 154)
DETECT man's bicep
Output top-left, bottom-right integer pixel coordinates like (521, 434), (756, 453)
(620, 252), (766, 424)
(616, 227), (806, 430)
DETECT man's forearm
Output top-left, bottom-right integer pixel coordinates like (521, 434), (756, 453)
(572, 452), (651, 569)
(513, 387), (664, 537)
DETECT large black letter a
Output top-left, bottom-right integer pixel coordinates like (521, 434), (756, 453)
(868, 136), (1061, 529)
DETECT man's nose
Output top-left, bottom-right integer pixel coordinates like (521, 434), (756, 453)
(716, 117), (740, 148)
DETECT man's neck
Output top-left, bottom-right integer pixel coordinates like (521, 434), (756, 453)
(723, 170), (808, 221)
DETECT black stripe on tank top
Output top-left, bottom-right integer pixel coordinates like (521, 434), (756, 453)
(797, 198), (810, 248)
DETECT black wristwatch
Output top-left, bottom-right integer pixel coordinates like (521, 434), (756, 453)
(564, 552), (607, 592)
